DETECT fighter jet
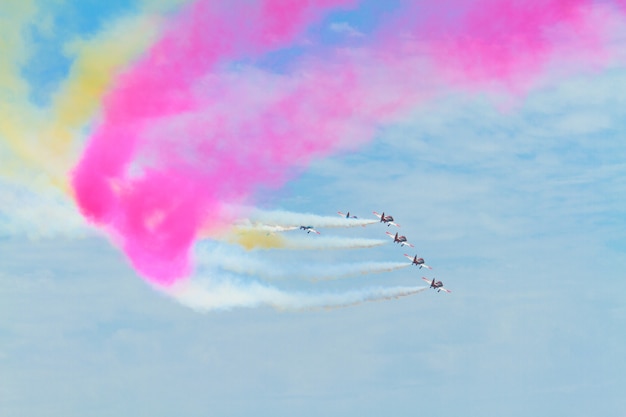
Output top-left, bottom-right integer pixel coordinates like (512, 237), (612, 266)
(299, 226), (320, 234)
(404, 254), (432, 269)
(386, 231), (414, 247)
(337, 211), (358, 219)
(373, 211), (400, 227)
(422, 277), (451, 293)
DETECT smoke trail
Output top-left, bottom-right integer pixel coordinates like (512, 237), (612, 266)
(222, 229), (386, 250)
(0, 0), (43, 178)
(195, 244), (410, 280)
(0, 7), (177, 190)
(382, 0), (619, 92)
(234, 223), (299, 233)
(245, 209), (378, 228)
(225, 209), (379, 251)
(226, 209), (380, 249)
(41, 15), (164, 182)
(310, 262), (411, 281)
(228, 229), (287, 250)
(71, 0), (357, 285)
(70, 0), (626, 287)
(168, 278), (427, 311)
(264, 235), (387, 250)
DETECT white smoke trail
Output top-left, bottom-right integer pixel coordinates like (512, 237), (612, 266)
(310, 262), (411, 281)
(234, 223), (299, 233)
(167, 277), (428, 311)
(218, 228), (386, 250)
(277, 235), (387, 250)
(197, 245), (411, 280)
(242, 208), (378, 229)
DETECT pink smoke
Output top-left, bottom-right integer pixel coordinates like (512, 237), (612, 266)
(72, 0), (357, 284)
(377, 0), (616, 92)
(72, 0), (626, 286)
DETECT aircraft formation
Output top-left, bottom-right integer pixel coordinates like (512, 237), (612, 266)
(295, 210), (451, 294)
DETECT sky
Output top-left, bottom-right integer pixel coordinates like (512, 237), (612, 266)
(1, 0), (626, 416)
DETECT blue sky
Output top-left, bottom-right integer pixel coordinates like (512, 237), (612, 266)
(2, 1), (626, 416)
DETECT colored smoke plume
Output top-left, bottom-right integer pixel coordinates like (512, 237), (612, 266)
(71, 0), (626, 286)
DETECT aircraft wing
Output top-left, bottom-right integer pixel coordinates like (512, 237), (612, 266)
(385, 231), (396, 240)
(421, 277), (450, 292)
(400, 241), (414, 248)
(404, 254), (415, 262)
(421, 263), (432, 270)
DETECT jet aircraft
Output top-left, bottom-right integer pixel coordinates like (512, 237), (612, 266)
(338, 211), (358, 219)
(373, 211), (400, 227)
(300, 226), (320, 234)
(386, 231), (414, 247)
(404, 254), (432, 269)
(422, 277), (451, 293)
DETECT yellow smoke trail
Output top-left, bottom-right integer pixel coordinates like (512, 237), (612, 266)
(0, 0), (35, 97)
(42, 15), (163, 188)
(0, 0), (190, 192)
(0, 0), (41, 180)
(229, 229), (287, 250)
